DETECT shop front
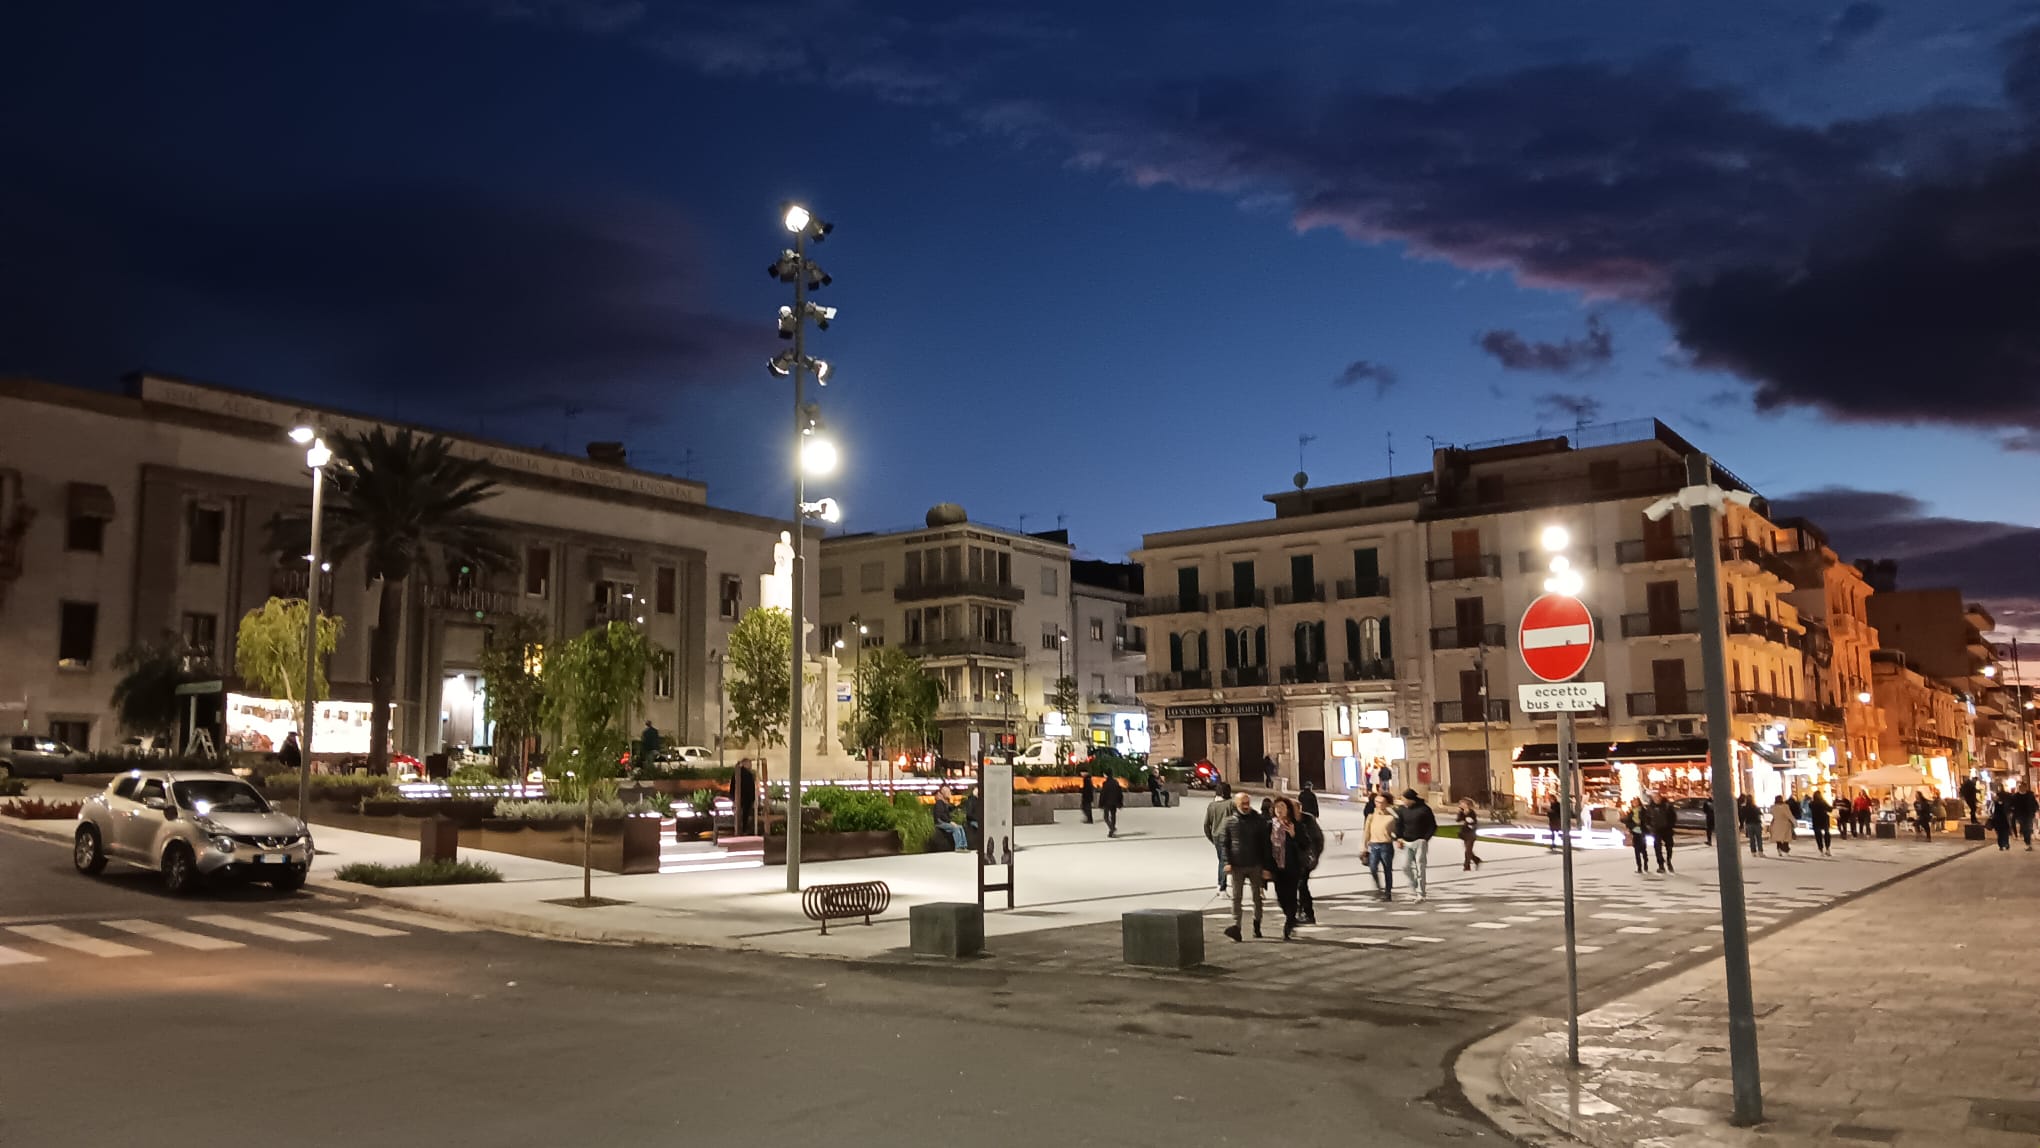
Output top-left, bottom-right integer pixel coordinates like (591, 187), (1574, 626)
(1514, 737), (1711, 826)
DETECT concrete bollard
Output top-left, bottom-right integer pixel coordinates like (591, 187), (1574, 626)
(909, 902), (984, 958)
(1122, 908), (1204, 969)
(420, 816), (459, 863)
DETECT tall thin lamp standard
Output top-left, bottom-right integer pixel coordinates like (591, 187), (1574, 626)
(290, 424), (330, 823)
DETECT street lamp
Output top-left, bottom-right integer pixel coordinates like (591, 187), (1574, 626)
(768, 200), (839, 893)
(290, 421), (331, 827)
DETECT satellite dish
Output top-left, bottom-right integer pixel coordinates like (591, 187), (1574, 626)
(1293, 471), (1309, 490)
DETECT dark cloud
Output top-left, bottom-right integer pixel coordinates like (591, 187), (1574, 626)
(1771, 486), (2040, 632)
(1476, 315), (1613, 373)
(1332, 358), (1398, 393)
(1534, 392), (1603, 425)
(1816, 3), (1887, 62)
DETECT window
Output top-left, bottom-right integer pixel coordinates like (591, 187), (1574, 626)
(186, 504), (224, 565)
(719, 574), (742, 620)
(594, 580), (637, 621)
(903, 551), (922, 587)
(1290, 553), (1314, 596)
(111, 775), (139, 800)
(1041, 566), (1059, 596)
(1091, 673), (1107, 697)
(860, 561), (884, 592)
(1042, 623), (1063, 651)
(524, 547), (551, 597)
(181, 612), (218, 660)
(655, 566), (676, 615)
(652, 652), (675, 699)
(861, 620), (885, 648)
(66, 514), (105, 553)
(905, 611), (924, 645)
(49, 719), (91, 752)
(820, 623), (843, 649)
(134, 778), (166, 806)
(1088, 618), (1104, 642)
(57, 601), (97, 667)
(819, 565), (843, 596)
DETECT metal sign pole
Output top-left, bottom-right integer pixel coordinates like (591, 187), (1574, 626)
(1557, 707), (1581, 1066)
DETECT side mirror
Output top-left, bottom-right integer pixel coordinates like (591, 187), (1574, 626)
(142, 796), (168, 810)
(164, 805), (179, 820)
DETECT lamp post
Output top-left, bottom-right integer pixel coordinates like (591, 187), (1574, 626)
(1057, 629), (1070, 767)
(1537, 523), (1586, 1066)
(769, 202), (838, 893)
(288, 423), (331, 823)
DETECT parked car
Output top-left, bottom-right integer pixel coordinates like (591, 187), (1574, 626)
(650, 746), (714, 765)
(74, 770), (313, 894)
(119, 735), (171, 758)
(1015, 740), (1088, 768)
(0, 734), (89, 779)
(1671, 796), (1713, 831)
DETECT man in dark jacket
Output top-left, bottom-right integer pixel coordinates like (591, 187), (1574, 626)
(1079, 771), (1095, 823)
(1703, 796), (1716, 845)
(1202, 783), (1234, 891)
(1147, 768), (1164, 807)
(1960, 776), (1980, 823)
(278, 731), (303, 774)
(2015, 787), (2037, 851)
(1298, 781), (1320, 818)
(1295, 806), (1324, 925)
(1394, 789), (1438, 902)
(1547, 796), (1563, 852)
(1649, 795), (1679, 872)
(1220, 791), (1271, 941)
(1100, 773), (1125, 836)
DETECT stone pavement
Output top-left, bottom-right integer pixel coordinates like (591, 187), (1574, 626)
(1488, 842), (2034, 1147)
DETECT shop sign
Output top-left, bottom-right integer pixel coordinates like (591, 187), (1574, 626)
(1518, 681), (1606, 713)
(1163, 701), (1276, 719)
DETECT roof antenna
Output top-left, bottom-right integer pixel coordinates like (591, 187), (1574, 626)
(1385, 430), (1394, 476)
(1295, 433), (1316, 489)
(1017, 513), (1028, 534)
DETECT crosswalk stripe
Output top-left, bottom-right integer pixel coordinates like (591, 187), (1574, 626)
(0, 945), (48, 966)
(188, 915), (327, 943)
(271, 912), (404, 938)
(348, 907), (479, 933)
(102, 919), (245, 951)
(7, 925), (148, 958)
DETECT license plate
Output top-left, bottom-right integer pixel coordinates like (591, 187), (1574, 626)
(255, 853), (285, 864)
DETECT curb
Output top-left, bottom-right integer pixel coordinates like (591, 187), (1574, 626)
(1452, 1017), (1574, 1148)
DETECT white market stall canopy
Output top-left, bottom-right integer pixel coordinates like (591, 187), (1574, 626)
(1840, 764), (1936, 789)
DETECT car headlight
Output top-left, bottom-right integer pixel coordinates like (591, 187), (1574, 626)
(210, 835), (237, 853)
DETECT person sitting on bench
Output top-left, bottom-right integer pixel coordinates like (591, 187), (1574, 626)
(932, 787), (969, 851)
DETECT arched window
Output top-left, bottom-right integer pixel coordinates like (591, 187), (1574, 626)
(1169, 632), (1184, 673)
(1237, 626), (1257, 667)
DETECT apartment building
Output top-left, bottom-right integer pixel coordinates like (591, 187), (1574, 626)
(1778, 521), (1884, 776)
(1867, 590), (2017, 777)
(1872, 650), (1975, 789)
(816, 507), (1073, 761)
(0, 374), (793, 758)
(1067, 558), (1150, 754)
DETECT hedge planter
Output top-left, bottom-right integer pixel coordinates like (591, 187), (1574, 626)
(763, 830), (901, 865)
(312, 806), (660, 873)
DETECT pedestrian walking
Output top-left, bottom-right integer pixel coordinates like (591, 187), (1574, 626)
(278, 730), (303, 774)
(1262, 754), (1278, 788)
(1296, 800), (1323, 924)
(2015, 787), (2037, 850)
(1739, 794), (1764, 855)
(1079, 771), (1095, 824)
(1703, 795), (1715, 845)
(1650, 794), (1678, 872)
(1395, 789), (1436, 902)
(1960, 776), (1980, 824)
(1622, 798), (1649, 874)
(1100, 772), (1124, 837)
(1768, 794), (1795, 855)
(1989, 791), (2013, 851)
(1364, 796), (1398, 901)
(1546, 795), (1563, 853)
(1808, 790), (1832, 855)
(637, 720), (661, 768)
(1854, 791), (1873, 837)
(1376, 763), (1393, 792)
(1220, 791), (1271, 941)
(1913, 792), (1935, 841)
(1203, 782), (1234, 891)
(1456, 799), (1482, 871)
(1298, 781), (1320, 818)
(1268, 797), (1308, 940)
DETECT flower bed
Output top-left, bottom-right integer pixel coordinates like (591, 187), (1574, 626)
(335, 859), (502, 887)
(0, 798), (83, 820)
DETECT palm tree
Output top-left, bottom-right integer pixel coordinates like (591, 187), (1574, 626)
(269, 428), (510, 771)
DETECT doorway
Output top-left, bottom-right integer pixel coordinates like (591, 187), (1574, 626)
(1296, 729), (1326, 790)
(1447, 749), (1491, 803)
(1237, 716), (1265, 773)
(1182, 717), (1208, 763)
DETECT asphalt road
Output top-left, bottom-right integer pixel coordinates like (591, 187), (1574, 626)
(0, 827), (1499, 1148)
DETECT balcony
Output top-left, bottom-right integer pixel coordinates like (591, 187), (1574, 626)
(1733, 691), (1814, 718)
(269, 566), (336, 610)
(1431, 623), (1505, 650)
(1129, 593), (1207, 617)
(1518, 549), (1599, 573)
(894, 577), (1023, 604)
(425, 584), (523, 616)
(1724, 611), (1790, 646)
(1620, 610), (1699, 638)
(1138, 670), (1211, 693)
(1094, 691), (1135, 708)
(1220, 666), (1269, 688)
(1279, 662), (1331, 685)
(1342, 659), (1394, 682)
(1811, 703), (1845, 726)
(937, 693), (1019, 719)
(1435, 699), (1509, 724)
(1215, 588), (1267, 610)
(1272, 582), (1326, 605)
(1627, 691), (1700, 717)
(1113, 631), (1147, 657)
(1426, 554), (1501, 582)
(1335, 576), (1392, 600)
(1719, 538), (1799, 585)
(1615, 536), (1694, 565)
(901, 636), (1024, 660)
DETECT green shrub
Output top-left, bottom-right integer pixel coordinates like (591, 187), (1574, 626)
(634, 761), (735, 782)
(686, 788), (717, 814)
(260, 772), (398, 802)
(891, 800), (935, 853)
(490, 798), (660, 821)
(333, 860), (503, 887)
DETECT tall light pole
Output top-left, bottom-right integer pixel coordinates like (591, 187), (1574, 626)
(289, 423), (331, 822)
(1057, 629), (1070, 766)
(1647, 454), (1763, 1126)
(1537, 522), (1586, 1066)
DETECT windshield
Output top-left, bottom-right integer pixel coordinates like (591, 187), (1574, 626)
(172, 779), (272, 815)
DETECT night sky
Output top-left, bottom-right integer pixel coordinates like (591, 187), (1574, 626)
(5, 2), (2039, 628)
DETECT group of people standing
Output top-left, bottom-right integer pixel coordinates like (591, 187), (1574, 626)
(1619, 795), (1683, 873)
(1982, 784), (2038, 851)
(1203, 784), (1326, 941)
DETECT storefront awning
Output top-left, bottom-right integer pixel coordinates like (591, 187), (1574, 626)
(67, 482), (115, 519)
(1515, 737), (1710, 767)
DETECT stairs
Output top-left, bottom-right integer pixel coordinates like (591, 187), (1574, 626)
(658, 823), (764, 874)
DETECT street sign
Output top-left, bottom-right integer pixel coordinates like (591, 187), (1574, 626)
(1519, 681), (1607, 713)
(1519, 593), (1595, 682)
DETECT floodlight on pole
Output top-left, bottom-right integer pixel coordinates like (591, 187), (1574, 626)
(800, 436), (839, 476)
(1540, 524), (1570, 552)
(289, 424), (316, 445)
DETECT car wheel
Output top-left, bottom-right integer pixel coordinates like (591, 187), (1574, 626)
(161, 844), (200, 896)
(269, 868), (307, 893)
(73, 825), (107, 875)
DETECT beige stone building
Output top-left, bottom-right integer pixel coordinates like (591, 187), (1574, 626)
(1779, 521), (1884, 778)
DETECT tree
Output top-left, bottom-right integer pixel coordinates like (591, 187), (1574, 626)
(726, 607), (791, 751)
(1049, 674), (1081, 763)
(476, 612), (548, 780)
(267, 427), (510, 771)
(234, 597), (343, 729)
(542, 621), (662, 901)
(844, 645), (945, 757)
(110, 632), (215, 739)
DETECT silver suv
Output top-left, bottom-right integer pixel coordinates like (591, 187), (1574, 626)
(74, 771), (314, 894)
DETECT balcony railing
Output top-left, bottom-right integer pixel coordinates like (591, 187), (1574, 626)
(1724, 612), (1790, 645)
(1811, 703), (1845, 726)
(1215, 589), (1266, 610)
(425, 585), (523, 616)
(937, 693), (1019, 718)
(1435, 699), (1509, 724)
(901, 636), (1024, 660)
(1342, 659), (1394, 682)
(1615, 536), (1694, 564)
(1113, 632), (1147, 657)
(1220, 666), (1268, 687)
(894, 577), (1024, 603)
(1426, 554), (1501, 581)
(1272, 582), (1326, 605)
(1129, 593), (1207, 617)
(1335, 576), (1391, 600)
(1518, 549), (1598, 573)
(1620, 610), (1699, 638)
(1138, 670), (1211, 692)
(1627, 691), (1699, 717)
(1732, 691), (1810, 718)
(1431, 623), (1505, 650)
(1279, 662), (1331, 685)
(270, 566), (336, 609)
(1719, 538), (1799, 585)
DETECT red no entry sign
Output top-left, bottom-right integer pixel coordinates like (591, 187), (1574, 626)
(1520, 593), (1595, 682)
